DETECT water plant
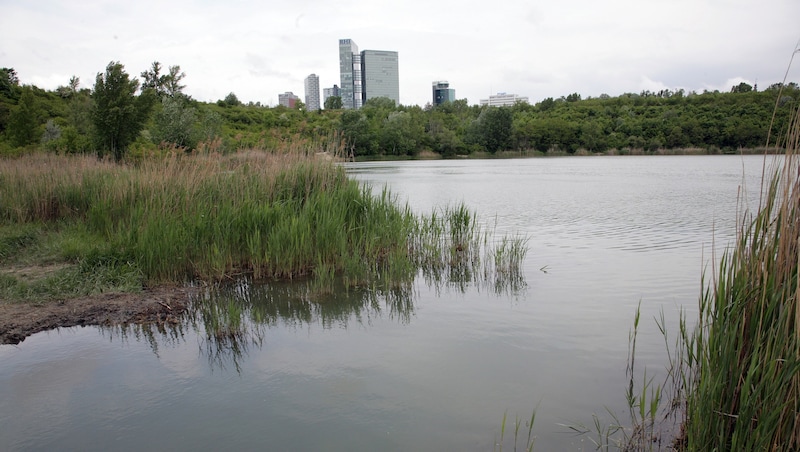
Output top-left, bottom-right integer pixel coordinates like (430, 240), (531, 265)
(494, 408), (537, 452)
(658, 55), (800, 451)
(674, 109), (800, 449)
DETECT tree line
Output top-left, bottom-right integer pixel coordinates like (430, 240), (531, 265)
(1, 62), (798, 160)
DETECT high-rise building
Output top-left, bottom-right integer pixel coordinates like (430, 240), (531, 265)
(304, 74), (320, 111)
(479, 92), (529, 107)
(323, 85), (340, 106)
(432, 81), (456, 106)
(361, 50), (399, 105)
(339, 38), (399, 109)
(278, 91), (299, 108)
(339, 39), (359, 110)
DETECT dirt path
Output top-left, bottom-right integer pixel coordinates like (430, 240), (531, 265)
(0, 286), (195, 345)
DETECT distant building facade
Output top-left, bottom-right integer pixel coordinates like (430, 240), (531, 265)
(323, 85), (340, 105)
(432, 81), (456, 106)
(361, 50), (399, 105)
(304, 74), (320, 111)
(479, 92), (529, 107)
(278, 91), (300, 108)
(339, 39), (399, 109)
(339, 39), (360, 110)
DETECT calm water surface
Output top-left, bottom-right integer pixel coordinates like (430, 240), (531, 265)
(0, 155), (775, 451)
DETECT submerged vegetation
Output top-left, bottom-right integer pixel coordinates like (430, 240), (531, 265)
(0, 139), (527, 304)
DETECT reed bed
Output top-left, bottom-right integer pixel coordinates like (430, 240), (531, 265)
(0, 142), (527, 293)
(671, 92), (800, 449)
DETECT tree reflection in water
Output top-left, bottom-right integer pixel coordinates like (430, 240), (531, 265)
(100, 239), (527, 372)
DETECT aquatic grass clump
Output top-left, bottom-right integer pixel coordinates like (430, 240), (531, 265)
(411, 204), (528, 294)
(675, 91), (800, 449)
(494, 409), (537, 452)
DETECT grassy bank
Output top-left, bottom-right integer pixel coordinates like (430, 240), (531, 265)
(0, 144), (526, 303)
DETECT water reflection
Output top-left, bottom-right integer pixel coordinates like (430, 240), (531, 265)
(100, 316), (189, 358)
(99, 262), (527, 372)
(188, 279), (418, 371)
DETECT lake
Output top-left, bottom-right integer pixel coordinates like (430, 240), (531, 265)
(0, 155), (775, 451)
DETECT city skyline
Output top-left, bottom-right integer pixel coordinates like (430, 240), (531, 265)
(2, 1), (798, 107)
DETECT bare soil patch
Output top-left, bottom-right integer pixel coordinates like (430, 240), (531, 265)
(0, 263), (70, 279)
(0, 285), (195, 345)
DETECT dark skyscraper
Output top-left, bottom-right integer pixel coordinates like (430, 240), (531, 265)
(432, 81), (455, 106)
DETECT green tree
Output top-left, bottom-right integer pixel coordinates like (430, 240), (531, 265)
(152, 96), (197, 148)
(163, 65), (186, 97)
(57, 77), (95, 153)
(7, 87), (41, 147)
(731, 82), (753, 93)
(538, 97), (556, 112)
(363, 96), (396, 110)
(0, 68), (19, 99)
(142, 62), (186, 98)
(380, 111), (423, 155)
(339, 110), (375, 156)
(141, 61), (163, 94)
(195, 108), (223, 146)
(220, 92), (241, 107)
(324, 95), (342, 110)
(473, 106), (512, 153)
(92, 61), (155, 160)
(0, 68), (21, 135)
(579, 121), (608, 152)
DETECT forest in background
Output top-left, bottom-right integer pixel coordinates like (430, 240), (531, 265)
(1, 62), (798, 160)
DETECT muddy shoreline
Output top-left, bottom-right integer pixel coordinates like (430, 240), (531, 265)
(0, 286), (195, 345)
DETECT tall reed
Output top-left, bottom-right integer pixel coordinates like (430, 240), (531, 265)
(676, 83), (800, 449)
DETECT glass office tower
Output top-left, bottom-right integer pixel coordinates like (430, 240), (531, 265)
(432, 81), (455, 106)
(338, 39), (359, 110)
(339, 39), (399, 108)
(361, 50), (399, 106)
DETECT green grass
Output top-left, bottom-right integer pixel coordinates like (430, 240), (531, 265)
(0, 144), (528, 302)
(0, 223), (143, 302)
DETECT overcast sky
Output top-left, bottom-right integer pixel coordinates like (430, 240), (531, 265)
(2, 0), (799, 107)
